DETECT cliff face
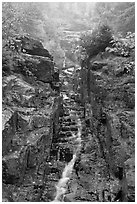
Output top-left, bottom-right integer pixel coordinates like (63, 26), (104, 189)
(2, 32), (135, 202)
(72, 51), (135, 201)
(2, 36), (62, 202)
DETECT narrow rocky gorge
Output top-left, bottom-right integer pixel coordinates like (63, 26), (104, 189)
(2, 35), (85, 202)
(2, 36), (61, 201)
(2, 22), (135, 202)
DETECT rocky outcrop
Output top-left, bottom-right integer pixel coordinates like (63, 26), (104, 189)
(2, 31), (135, 202)
(3, 35), (55, 84)
(77, 52), (135, 201)
(2, 35), (62, 201)
(8, 35), (53, 60)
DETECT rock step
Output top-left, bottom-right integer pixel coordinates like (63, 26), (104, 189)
(60, 126), (70, 131)
(70, 107), (84, 111)
(63, 107), (84, 112)
(63, 106), (73, 110)
(60, 126), (78, 132)
(63, 113), (70, 117)
(59, 113), (70, 118)
(57, 137), (76, 142)
(63, 110), (70, 115)
(56, 138), (69, 143)
(59, 131), (72, 137)
(57, 132), (66, 138)
(63, 103), (75, 107)
(60, 117), (72, 122)
(69, 126), (78, 131)
(62, 121), (76, 126)
(63, 99), (75, 102)
(61, 116), (73, 120)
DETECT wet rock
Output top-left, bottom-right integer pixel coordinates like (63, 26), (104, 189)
(63, 113), (70, 117)
(50, 167), (61, 175)
(53, 69), (59, 82)
(65, 131), (72, 137)
(50, 147), (58, 160)
(62, 117), (71, 122)
(58, 132), (66, 138)
(70, 126), (78, 131)
(63, 148), (73, 163)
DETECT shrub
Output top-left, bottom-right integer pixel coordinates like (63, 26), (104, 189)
(106, 32), (135, 57)
(79, 24), (113, 59)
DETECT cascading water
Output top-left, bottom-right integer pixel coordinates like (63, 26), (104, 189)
(52, 118), (82, 202)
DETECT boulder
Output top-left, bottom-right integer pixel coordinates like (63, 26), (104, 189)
(31, 56), (54, 83)
(10, 35), (53, 60)
(19, 55), (54, 83)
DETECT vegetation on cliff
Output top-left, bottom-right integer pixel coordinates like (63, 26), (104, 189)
(2, 2), (135, 202)
(76, 19), (135, 202)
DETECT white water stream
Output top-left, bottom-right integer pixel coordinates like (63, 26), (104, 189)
(52, 118), (82, 202)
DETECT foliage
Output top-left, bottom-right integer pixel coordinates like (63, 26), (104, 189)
(2, 2), (63, 64)
(2, 3), (43, 41)
(2, 2), (135, 69)
(113, 2), (135, 35)
(106, 32), (135, 57)
(79, 25), (113, 60)
(92, 2), (135, 36)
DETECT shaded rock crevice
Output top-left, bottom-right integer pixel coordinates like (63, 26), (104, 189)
(2, 29), (135, 202)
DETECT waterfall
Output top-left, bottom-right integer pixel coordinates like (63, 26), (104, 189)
(52, 119), (82, 202)
(63, 54), (66, 68)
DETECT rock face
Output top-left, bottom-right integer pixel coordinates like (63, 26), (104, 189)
(2, 32), (135, 202)
(9, 35), (53, 60)
(75, 51), (135, 201)
(3, 35), (55, 84)
(2, 35), (62, 201)
(22, 55), (54, 83)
